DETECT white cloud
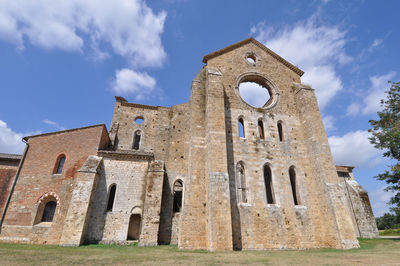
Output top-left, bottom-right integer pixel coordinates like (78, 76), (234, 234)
(0, 0), (167, 67)
(112, 68), (156, 100)
(43, 119), (65, 131)
(347, 72), (396, 116)
(367, 38), (383, 54)
(346, 102), (361, 117)
(369, 186), (395, 217)
(0, 120), (25, 154)
(251, 19), (350, 109)
(0, 0), (167, 99)
(328, 130), (382, 168)
(371, 38), (383, 49)
(322, 115), (335, 132)
(362, 72), (396, 115)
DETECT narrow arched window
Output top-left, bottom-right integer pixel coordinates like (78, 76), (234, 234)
(106, 184), (116, 212)
(173, 180), (183, 213)
(238, 118), (245, 138)
(236, 162), (247, 203)
(263, 164), (275, 204)
(54, 154), (66, 174)
(289, 166), (300, 205)
(258, 120), (265, 139)
(41, 201), (56, 222)
(277, 121), (283, 142)
(133, 130), (141, 150)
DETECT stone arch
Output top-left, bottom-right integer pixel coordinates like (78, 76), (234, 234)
(106, 183), (117, 212)
(173, 179), (183, 213)
(289, 166), (300, 205)
(235, 72), (280, 110)
(53, 153), (66, 174)
(127, 214), (142, 240)
(236, 161), (247, 203)
(263, 163), (275, 204)
(238, 116), (245, 138)
(133, 130), (142, 150)
(34, 192), (60, 225)
(277, 120), (284, 142)
(258, 118), (265, 139)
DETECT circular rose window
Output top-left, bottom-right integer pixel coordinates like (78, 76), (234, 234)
(236, 73), (279, 109)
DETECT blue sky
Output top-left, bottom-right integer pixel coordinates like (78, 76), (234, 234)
(0, 0), (399, 216)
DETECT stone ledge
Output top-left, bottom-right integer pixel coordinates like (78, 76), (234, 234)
(78, 155), (102, 173)
(98, 149), (154, 161)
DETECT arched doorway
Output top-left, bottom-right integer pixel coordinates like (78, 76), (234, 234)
(127, 214), (141, 240)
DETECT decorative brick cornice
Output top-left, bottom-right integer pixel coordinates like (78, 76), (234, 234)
(202, 37), (304, 77)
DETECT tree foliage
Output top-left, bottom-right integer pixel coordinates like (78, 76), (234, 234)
(369, 81), (400, 207)
(375, 208), (400, 230)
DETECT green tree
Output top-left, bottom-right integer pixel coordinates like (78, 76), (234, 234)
(369, 81), (400, 207)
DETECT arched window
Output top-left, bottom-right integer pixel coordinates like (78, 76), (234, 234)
(236, 162), (247, 203)
(133, 130), (141, 150)
(258, 119), (265, 139)
(41, 201), (57, 222)
(238, 118), (245, 138)
(289, 166), (300, 205)
(263, 164), (275, 204)
(54, 154), (66, 174)
(277, 121), (283, 142)
(106, 184), (116, 212)
(173, 180), (183, 213)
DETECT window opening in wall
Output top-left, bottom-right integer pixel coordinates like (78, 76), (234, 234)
(236, 162), (247, 203)
(246, 54), (256, 64)
(289, 166), (300, 205)
(238, 81), (271, 108)
(41, 201), (56, 222)
(173, 180), (183, 212)
(54, 155), (66, 174)
(127, 214), (141, 240)
(278, 121), (283, 142)
(238, 118), (245, 138)
(133, 130), (141, 150)
(106, 184), (116, 212)
(258, 120), (265, 139)
(263, 165), (275, 204)
(135, 116), (144, 125)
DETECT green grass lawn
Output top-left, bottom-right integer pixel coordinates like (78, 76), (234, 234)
(379, 228), (400, 236)
(0, 238), (399, 265)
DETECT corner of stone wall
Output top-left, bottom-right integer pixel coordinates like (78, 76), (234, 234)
(345, 179), (379, 238)
(59, 155), (103, 246)
(294, 84), (359, 249)
(139, 160), (165, 246)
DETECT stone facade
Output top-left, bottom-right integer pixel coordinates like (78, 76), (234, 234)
(0, 38), (378, 250)
(336, 166), (379, 238)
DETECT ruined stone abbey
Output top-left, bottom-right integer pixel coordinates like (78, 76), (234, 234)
(0, 38), (378, 250)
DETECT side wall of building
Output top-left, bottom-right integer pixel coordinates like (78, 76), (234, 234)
(336, 168), (379, 239)
(0, 125), (109, 244)
(0, 158), (20, 219)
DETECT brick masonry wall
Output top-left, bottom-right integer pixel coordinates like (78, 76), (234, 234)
(0, 125), (109, 244)
(0, 161), (19, 220)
